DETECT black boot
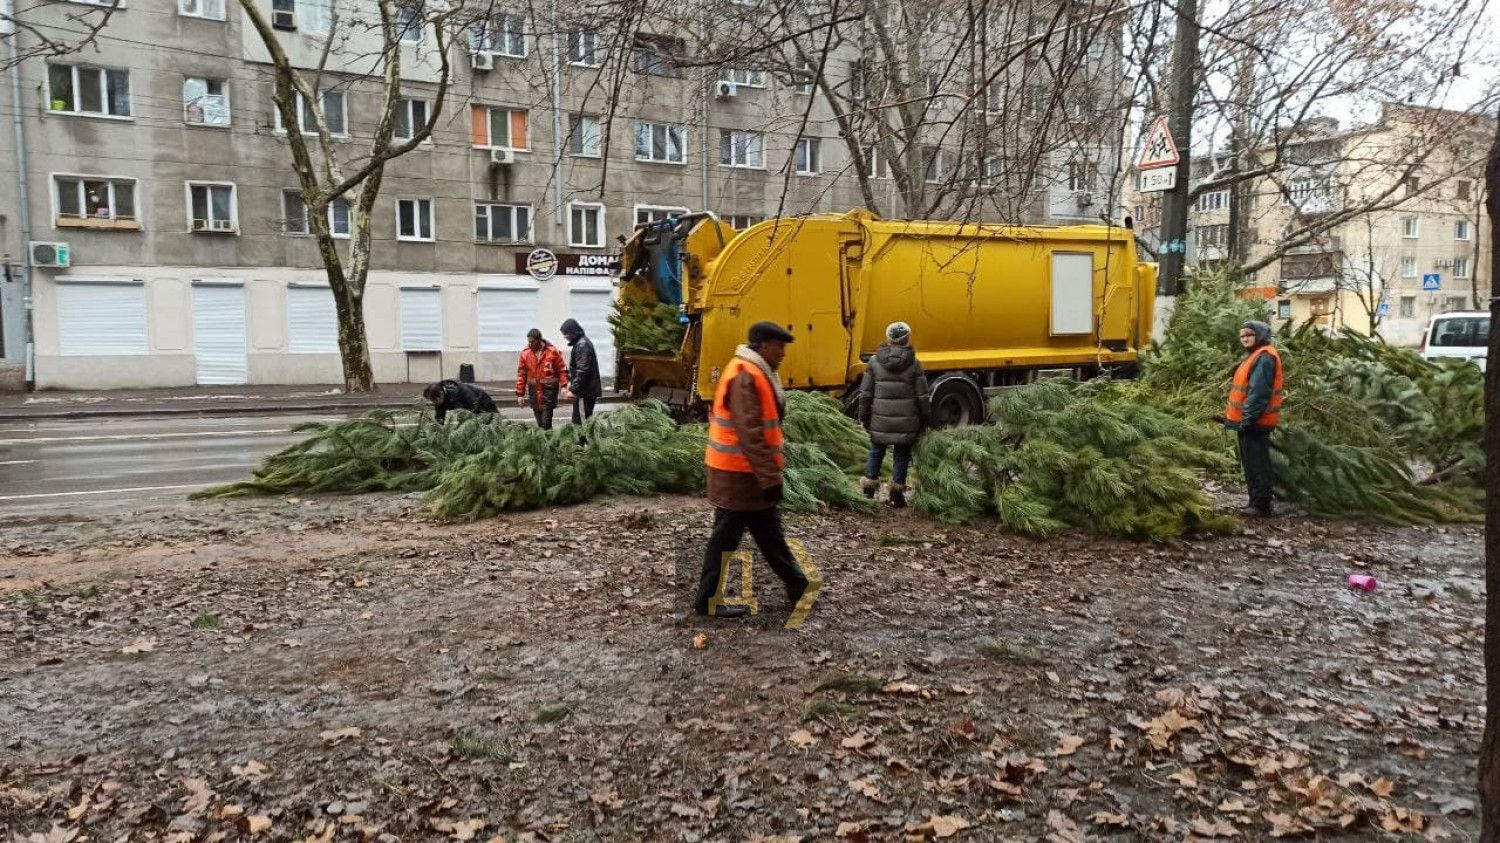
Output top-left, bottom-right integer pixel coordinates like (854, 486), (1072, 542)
(889, 483), (907, 509)
(695, 604), (749, 619)
(859, 476), (878, 499)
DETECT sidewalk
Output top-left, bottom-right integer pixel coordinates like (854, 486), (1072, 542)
(0, 381), (620, 420)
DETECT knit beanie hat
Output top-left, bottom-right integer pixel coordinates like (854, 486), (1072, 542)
(885, 322), (911, 345)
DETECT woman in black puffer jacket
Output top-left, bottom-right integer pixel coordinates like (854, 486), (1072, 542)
(856, 322), (931, 508)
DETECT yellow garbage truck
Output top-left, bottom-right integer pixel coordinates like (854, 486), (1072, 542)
(615, 210), (1157, 424)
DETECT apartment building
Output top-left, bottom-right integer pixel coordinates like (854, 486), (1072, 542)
(1127, 105), (1492, 347)
(0, 0), (1124, 389)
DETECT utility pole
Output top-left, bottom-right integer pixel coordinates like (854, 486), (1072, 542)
(1155, 0), (1199, 296)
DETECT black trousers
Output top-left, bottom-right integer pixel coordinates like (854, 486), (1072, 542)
(528, 385), (559, 430)
(695, 507), (809, 611)
(572, 395), (598, 425)
(1237, 427), (1274, 512)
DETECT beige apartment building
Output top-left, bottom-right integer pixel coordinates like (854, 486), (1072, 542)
(1128, 104), (1492, 347)
(0, 0), (1124, 389)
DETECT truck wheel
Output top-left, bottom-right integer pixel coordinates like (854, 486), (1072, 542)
(929, 374), (984, 427)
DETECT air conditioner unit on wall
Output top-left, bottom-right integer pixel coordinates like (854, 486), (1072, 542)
(471, 52), (493, 71)
(271, 9), (296, 29)
(29, 241), (70, 268)
(489, 148), (515, 165)
(715, 80), (737, 99)
(1073, 191), (1095, 207)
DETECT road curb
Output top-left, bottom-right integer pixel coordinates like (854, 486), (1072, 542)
(0, 396), (630, 422)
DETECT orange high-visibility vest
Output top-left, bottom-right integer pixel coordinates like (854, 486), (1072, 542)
(704, 357), (785, 473)
(1225, 345), (1284, 428)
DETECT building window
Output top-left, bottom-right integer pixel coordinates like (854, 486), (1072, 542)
(1402, 216), (1419, 238)
(719, 129), (764, 168)
(183, 77), (229, 126)
(1197, 224), (1229, 249)
(865, 145), (890, 179)
(720, 68), (766, 87)
(794, 137), (821, 175)
(1402, 175), (1420, 196)
(1400, 256), (1416, 277)
(475, 202), (531, 243)
(729, 215), (763, 229)
(396, 198), (434, 241)
(982, 155), (1003, 184)
(792, 63), (815, 95)
(1455, 179), (1472, 201)
(1454, 256), (1470, 279)
(923, 146), (947, 184)
(271, 0), (331, 33)
(1065, 159), (1094, 192)
(179, 0), (226, 20)
(47, 64), (131, 117)
(274, 90), (347, 136)
(633, 34), (683, 77)
(1195, 189), (1228, 212)
(1277, 299), (1291, 320)
(396, 2), (424, 43)
(634, 121), (686, 163)
(567, 113), (602, 157)
(635, 205), (688, 226)
(982, 82), (1003, 113)
(568, 202), (605, 247)
(1455, 219), (1471, 241)
(1399, 296), (1415, 318)
(567, 29), (598, 66)
(470, 105), (530, 150)
(54, 175), (137, 225)
(471, 14), (525, 57)
(848, 59), (865, 100)
(282, 191), (350, 237)
(393, 97), (430, 141)
(188, 182), (237, 233)
(1444, 296), (1467, 312)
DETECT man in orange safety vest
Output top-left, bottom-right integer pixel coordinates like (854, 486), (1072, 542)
(694, 321), (810, 619)
(1216, 320), (1284, 517)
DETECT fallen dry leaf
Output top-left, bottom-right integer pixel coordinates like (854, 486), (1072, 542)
(669, 802), (699, 819)
(244, 815), (273, 835)
(841, 731), (874, 750)
(1055, 734), (1084, 756)
(788, 729), (818, 748)
(319, 726), (362, 744)
(692, 633), (708, 650)
(1089, 812), (1129, 828)
(1170, 768), (1199, 789)
(1368, 777), (1396, 798)
(928, 814), (971, 838)
(1046, 809), (1086, 843)
(179, 777), (215, 816)
(120, 638), (157, 655)
(231, 759), (268, 781)
(882, 681), (922, 695)
(1190, 817), (1239, 838)
(835, 821), (867, 837)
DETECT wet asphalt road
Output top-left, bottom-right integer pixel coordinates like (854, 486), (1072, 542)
(0, 407), (578, 518)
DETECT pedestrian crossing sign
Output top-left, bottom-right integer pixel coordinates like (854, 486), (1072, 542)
(1422, 273), (1441, 292)
(1137, 116), (1180, 169)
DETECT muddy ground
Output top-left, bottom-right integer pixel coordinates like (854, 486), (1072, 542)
(0, 493), (1485, 842)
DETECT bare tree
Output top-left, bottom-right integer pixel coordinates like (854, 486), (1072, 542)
(1, 0), (120, 70)
(238, 0), (457, 392)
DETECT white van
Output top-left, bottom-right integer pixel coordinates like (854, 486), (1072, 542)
(1420, 311), (1490, 371)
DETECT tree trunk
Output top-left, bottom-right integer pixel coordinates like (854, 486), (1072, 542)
(325, 259), (375, 393)
(1479, 103), (1500, 842)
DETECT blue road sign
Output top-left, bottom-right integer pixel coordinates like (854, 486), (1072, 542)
(1377, 300), (1390, 317)
(1422, 273), (1441, 292)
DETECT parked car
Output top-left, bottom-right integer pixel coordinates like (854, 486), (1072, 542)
(1420, 311), (1490, 371)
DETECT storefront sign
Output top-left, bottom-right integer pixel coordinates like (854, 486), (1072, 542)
(516, 250), (617, 280)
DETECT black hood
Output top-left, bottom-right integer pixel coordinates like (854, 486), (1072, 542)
(560, 318), (584, 345)
(876, 343), (916, 371)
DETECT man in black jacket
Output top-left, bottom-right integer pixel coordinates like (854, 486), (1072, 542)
(559, 318), (603, 424)
(422, 379), (498, 424)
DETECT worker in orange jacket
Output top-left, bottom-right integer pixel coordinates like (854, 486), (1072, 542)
(1215, 320), (1284, 517)
(516, 328), (568, 429)
(694, 321), (809, 619)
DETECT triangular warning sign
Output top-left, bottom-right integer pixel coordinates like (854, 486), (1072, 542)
(1137, 115), (1180, 169)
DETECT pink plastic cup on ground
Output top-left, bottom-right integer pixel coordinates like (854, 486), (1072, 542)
(1347, 574), (1377, 592)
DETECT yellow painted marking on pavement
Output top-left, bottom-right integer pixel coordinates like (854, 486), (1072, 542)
(707, 550), (758, 616)
(784, 539), (823, 630)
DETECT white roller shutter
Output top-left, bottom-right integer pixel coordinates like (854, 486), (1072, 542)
(192, 282), (248, 384)
(287, 286), (339, 353)
(400, 287), (442, 351)
(56, 279), (148, 356)
(478, 285), (538, 352)
(568, 283), (617, 377)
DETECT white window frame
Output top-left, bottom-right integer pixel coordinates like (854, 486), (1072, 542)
(471, 14), (526, 58)
(393, 97), (430, 141)
(865, 145), (890, 179)
(568, 201), (605, 248)
(1065, 159), (1094, 192)
(282, 190), (350, 238)
(1399, 256), (1417, 278)
(396, 198), (435, 242)
(274, 89), (348, 137)
(719, 129), (764, 169)
(474, 202), (532, 244)
(1399, 296), (1415, 318)
(396, 3), (424, 44)
(1402, 216), (1419, 238)
(794, 137), (821, 175)
(923, 146), (947, 184)
(567, 28), (599, 66)
(728, 214), (763, 229)
(634, 204), (689, 227)
(1196, 189), (1228, 212)
(720, 68), (766, 87)
(981, 155), (1003, 184)
(183, 76), (230, 126)
(52, 173), (139, 224)
(567, 113), (602, 158)
(474, 105), (529, 151)
(634, 121), (686, 164)
(1455, 219), (1471, 241)
(1453, 256), (1471, 279)
(983, 82), (1003, 113)
(186, 181), (238, 234)
(179, 0), (226, 20)
(46, 63), (132, 118)
(792, 63), (815, 95)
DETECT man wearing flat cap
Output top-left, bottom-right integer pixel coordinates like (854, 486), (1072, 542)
(695, 321), (810, 619)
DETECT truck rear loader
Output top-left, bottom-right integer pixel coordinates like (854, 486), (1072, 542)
(614, 210), (1158, 424)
